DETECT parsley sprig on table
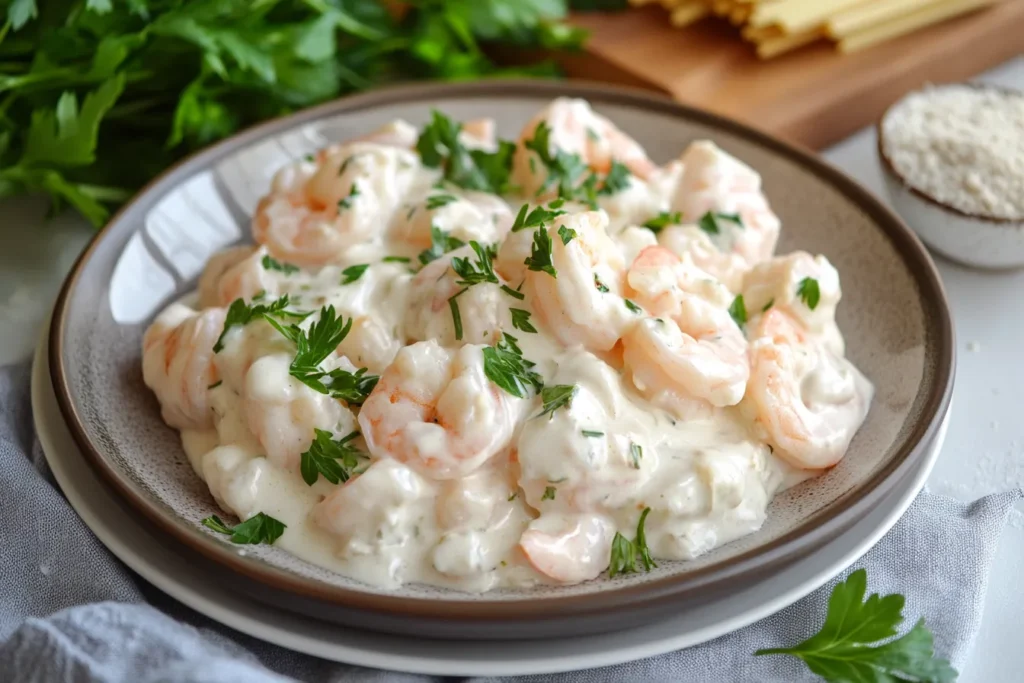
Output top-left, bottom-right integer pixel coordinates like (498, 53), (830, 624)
(299, 429), (364, 486)
(201, 512), (286, 546)
(756, 569), (957, 683)
(0, 1), (586, 226)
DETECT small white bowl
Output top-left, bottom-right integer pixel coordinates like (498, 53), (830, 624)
(877, 85), (1024, 270)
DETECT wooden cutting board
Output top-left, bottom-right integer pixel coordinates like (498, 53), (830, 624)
(561, 2), (1024, 149)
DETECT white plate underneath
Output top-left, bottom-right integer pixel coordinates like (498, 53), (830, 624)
(32, 329), (948, 677)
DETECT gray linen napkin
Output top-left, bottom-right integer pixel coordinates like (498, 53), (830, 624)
(1, 360), (1019, 683)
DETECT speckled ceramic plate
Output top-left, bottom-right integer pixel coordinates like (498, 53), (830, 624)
(50, 80), (954, 640)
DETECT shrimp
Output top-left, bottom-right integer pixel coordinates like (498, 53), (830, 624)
(745, 310), (872, 470)
(197, 245), (278, 309)
(512, 98), (656, 199)
(358, 341), (525, 480)
(659, 140), (781, 290)
(404, 245), (510, 346)
(519, 513), (616, 584)
(142, 304), (225, 430)
(335, 314), (403, 374)
(253, 142), (418, 267)
(524, 211), (636, 351)
(742, 251), (845, 357)
(389, 189), (514, 250)
(243, 353), (358, 471)
(621, 246), (749, 409)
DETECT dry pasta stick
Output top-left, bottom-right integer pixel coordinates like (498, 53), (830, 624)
(829, 0), (945, 37)
(838, 0), (995, 52)
(749, 0), (812, 27)
(779, 0), (880, 33)
(742, 23), (785, 42)
(757, 27), (822, 58)
(671, 2), (711, 26)
(730, 4), (753, 24)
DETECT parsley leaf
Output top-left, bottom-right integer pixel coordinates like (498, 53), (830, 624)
(698, 211), (744, 236)
(383, 256), (411, 264)
(598, 160), (631, 195)
(261, 255), (299, 275)
(797, 277), (821, 310)
(582, 429), (604, 437)
(594, 275), (610, 293)
(202, 512), (286, 545)
(524, 227), (557, 277)
(629, 441), (642, 469)
(482, 333), (544, 399)
(542, 486), (556, 501)
(624, 299), (642, 314)
(299, 429), (362, 486)
(729, 294), (748, 327)
(642, 211), (683, 233)
(418, 224), (466, 266)
(415, 111), (514, 194)
(538, 384), (577, 419)
(755, 569), (957, 683)
(763, 298), (775, 312)
(557, 224), (577, 245)
(510, 202), (566, 232)
(340, 264), (369, 285)
(426, 193), (458, 210)
(448, 288), (467, 341)
(451, 241), (499, 286)
(608, 507), (656, 578)
(501, 284), (525, 300)
(510, 308), (537, 333)
(214, 296), (310, 353)
(337, 183), (360, 210)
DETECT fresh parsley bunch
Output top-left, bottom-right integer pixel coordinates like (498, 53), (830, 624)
(0, 0), (587, 227)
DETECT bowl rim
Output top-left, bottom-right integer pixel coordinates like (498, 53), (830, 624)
(50, 78), (955, 623)
(877, 82), (1024, 226)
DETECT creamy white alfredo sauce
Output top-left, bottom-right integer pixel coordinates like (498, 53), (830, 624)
(142, 98), (873, 592)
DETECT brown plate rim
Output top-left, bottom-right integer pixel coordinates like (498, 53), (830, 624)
(877, 82), (1024, 226)
(50, 78), (955, 622)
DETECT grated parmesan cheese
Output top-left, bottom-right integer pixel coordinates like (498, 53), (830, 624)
(881, 85), (1024, 220)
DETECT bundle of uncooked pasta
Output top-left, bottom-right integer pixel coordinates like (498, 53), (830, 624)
(630, 0), (1002, 58)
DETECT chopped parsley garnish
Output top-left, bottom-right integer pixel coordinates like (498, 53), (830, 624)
(508, 492), (518, 502)
(202, 512), (286, 545)
(482, 333), (544, 399)
(542, 486), (556, 501)
(213, 295), (310, 353)
(594, 274), (610, 293)
(252, 290), (266, 301)
(299, 429), (362, 486)
(698, 211), (743, 236)
(451, 241), (499, 286)
(510, 308), (537, 333)
(337, 155), (359, 177)
(337, 183), (360, 210)
(340, 264), (369, 285)
(264, 305), (379, 404)
(629, 441), (642, 469)
(261, 255), (299, 275)
(501, 284), (525, 300)
(524, 228), (557, 278)
(426, 193), (459, 210)
(642, 211), (683, 233)
(755, 569), (956, 683)
(417, 224), (466, 266)
(207, 380), (222, 390)
(797, 277), (821, 310)
(582, 430), (604, 438)
(303, 154), (314, 162)
(763, 298), (775, 312)
(608, 507), (656, 578)
(557, 224), (577, 245)
(448, 288), (467, 341)
(416, 110), (515, 194)
(538, 384), (577, 419)
(729, 294), (748, 327)
(599, 160), (632, 195)
(510, 202), (566, 233)
(624, 299), (642, 314)
(382, 256), (411, 264)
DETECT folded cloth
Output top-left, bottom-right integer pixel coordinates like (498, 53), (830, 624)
(1, 361), (1019, 683)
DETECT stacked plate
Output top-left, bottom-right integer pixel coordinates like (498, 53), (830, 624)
(38, 81), (954, 676)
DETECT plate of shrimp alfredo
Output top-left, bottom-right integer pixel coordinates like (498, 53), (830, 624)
(50, 81), (953, 639)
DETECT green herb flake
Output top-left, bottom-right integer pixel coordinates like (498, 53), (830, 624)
(594, 275), (610, 293)
(582, 429), (604, 438)
(608, 507), (656, 578)
(762, 298), (775, 312)
(641, 211), (683, 233)
(755, 569), (956, 683)
(213, 295), (310, 354)
(482, 333), (544, 399)
(202, 512), (286, 546)
(510, 202), (566, 233)
(508, 492), (518, 502)
(557, 224), (577, 245)
(418, 224), (466, 266)
(524, 227), (557, 278)
(382, 256), (411, 264)
(500, 284), (525, 301)
(415, 111), (514, 194)
(542, 486), (556, 501)
(629, 441), (642, 469)
(797, 277), (821, 310)
(729, 294), (748, 327)
(340, 264), (369, 285)
(299, 429), (363, 486)
(510, 308), (537, 333)
(207, 380), (222, 390)
(337, 183), (360, 210)
(698, 211), (744, 236)
(624, 299), (642, 314)
(451, 241), (499, 287)
(538, 384), (577, 419)
(426, 193), (459, 210)
(448, 288), (467, 341)
(261, 255), (299, 275)
(598, 160), (632, 196)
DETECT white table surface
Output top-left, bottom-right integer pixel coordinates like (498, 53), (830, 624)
(3, 57), (1023, 680)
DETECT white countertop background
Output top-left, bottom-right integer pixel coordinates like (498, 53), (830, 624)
(2, 57), (1022, 681)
